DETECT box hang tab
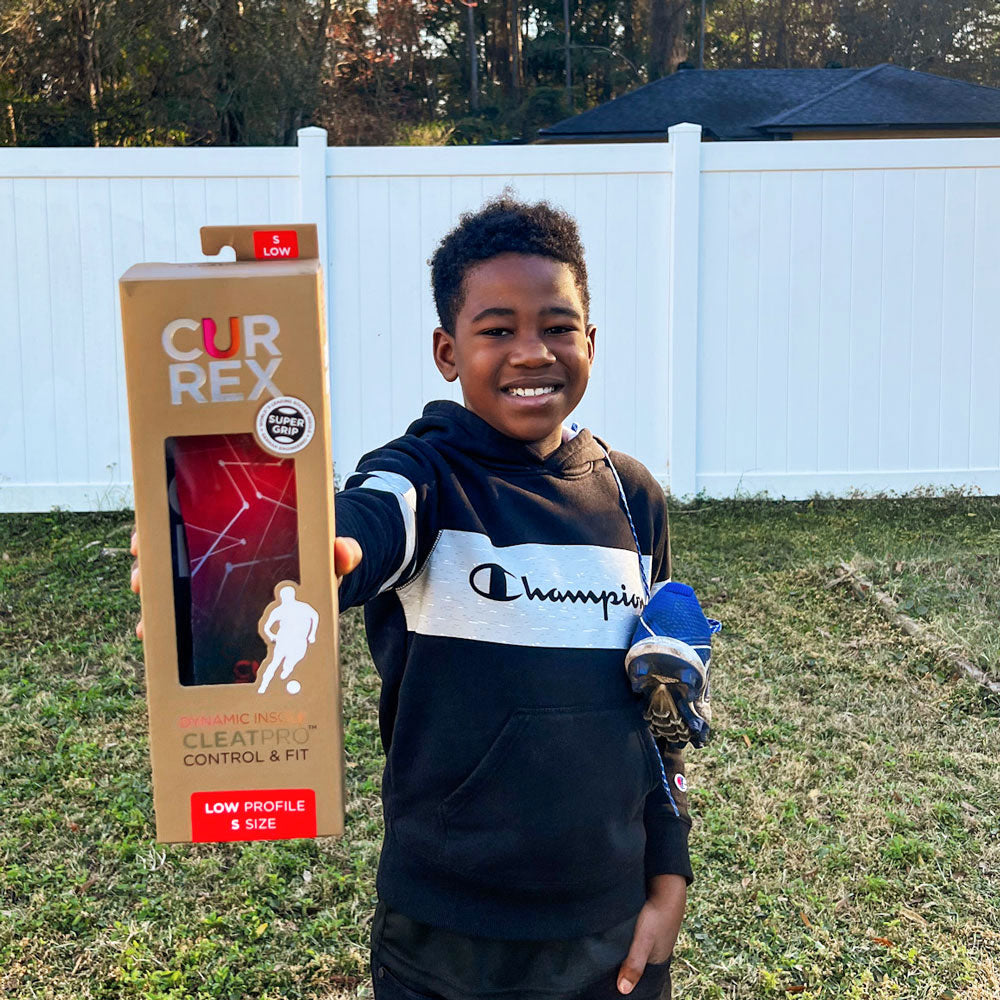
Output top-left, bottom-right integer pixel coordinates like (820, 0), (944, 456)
(201, 224), (319, 262)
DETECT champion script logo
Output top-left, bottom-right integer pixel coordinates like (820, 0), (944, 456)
(468, 563), (645, 621)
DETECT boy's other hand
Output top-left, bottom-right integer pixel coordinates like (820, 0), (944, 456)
(617, 873), (687, 995)
(130, 527), (143, 640)
(130, 529), (362, 641)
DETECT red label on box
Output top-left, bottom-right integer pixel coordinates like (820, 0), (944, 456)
(253, 230), (299, 260)
(190, 789), (316, 842)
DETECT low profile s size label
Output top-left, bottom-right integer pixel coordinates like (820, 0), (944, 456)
(190, 789), (316, 842)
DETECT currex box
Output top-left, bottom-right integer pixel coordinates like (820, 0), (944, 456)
(120, 224), (343, 844)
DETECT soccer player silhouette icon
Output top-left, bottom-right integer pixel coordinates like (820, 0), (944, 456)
(256, 583), (319, 695)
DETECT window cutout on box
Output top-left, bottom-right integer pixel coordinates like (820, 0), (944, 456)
(166, 434), (300, 686)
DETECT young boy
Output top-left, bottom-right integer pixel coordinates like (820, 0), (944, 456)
(131, 196), (692, 1000)
(332, 197), (692, 1000)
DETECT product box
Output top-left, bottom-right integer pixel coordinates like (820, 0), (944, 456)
(120, 224), (343, 844)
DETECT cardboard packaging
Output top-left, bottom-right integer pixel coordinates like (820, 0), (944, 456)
(120, 224), (343, 844)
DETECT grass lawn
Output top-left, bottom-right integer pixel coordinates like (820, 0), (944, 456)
(2, 496), (999, 999)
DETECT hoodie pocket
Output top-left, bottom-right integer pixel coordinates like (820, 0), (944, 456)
(438, 706), (658, 893)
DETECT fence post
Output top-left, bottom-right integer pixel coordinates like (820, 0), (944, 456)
(297, 126), (328, 276)
(667, 122), (702, 500)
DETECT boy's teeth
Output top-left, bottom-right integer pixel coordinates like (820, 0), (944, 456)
(507, 386), (556, 397)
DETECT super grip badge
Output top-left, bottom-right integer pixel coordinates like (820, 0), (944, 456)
(255, 395), (316, 455)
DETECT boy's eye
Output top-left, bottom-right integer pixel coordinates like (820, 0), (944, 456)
(545, 325), (574, 335)
(478, 327), (512, 337)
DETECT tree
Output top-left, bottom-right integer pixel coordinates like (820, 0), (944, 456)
(6, 0), (1000, 146)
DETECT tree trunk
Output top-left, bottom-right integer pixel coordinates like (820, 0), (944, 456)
(622, 0), (637, 78)
(467, 2), (479, 111)
(488, 0), (523, 99)
(740, 0), (754, 67)
(774, 0), (789, 66)
(508, 0), (522, 99)
(73, 0), (103, 145)
(299, 0), (333, 137)
(564, 0), (573, 109)
(493, 0), (512, 97)
(213, 0), (245, 145)
(646, 0), (688, 80)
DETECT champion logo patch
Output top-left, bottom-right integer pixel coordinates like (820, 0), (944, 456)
(468, 561), (644, 621)
(397, 530), (655, 651)
(674, 774), (687, 792)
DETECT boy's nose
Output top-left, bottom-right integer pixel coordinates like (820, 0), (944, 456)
(509, 333), (556, 366)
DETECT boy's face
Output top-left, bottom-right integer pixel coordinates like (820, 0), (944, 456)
(433, 253), (596, 457)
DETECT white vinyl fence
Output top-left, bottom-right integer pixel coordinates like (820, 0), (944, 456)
(3, 126), (1000, 511)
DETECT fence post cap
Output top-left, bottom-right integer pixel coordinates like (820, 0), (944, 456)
(297, 126), (328, 142)
(668, 122), (703, 137)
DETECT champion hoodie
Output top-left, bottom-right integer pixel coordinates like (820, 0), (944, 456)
(335, 401), (692, 940)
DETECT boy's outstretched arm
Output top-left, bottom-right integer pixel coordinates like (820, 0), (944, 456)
(334, 484), (417, 610)
(334, 440), (438, 610)
(129, 530), (363, 639)
(616, 873), (687, 995)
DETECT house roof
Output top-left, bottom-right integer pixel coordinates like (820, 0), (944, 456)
(538, 64), (1000, 141)
(759, 64), (1000, 130)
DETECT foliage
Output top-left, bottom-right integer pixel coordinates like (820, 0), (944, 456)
(2, 497), (1000, 997)
(4, 1), (1000, 147)
(704, 0), (1000, 83)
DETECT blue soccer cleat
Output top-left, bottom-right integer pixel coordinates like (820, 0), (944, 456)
(626, 582), (720, 748)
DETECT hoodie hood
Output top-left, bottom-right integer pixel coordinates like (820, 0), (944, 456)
(405, 400), (606, 475)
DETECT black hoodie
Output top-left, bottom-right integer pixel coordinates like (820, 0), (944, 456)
(335, 401), (691, 941)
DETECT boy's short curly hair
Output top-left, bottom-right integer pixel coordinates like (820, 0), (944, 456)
(430, 194), (590, 334)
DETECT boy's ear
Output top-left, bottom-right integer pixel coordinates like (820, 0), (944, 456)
(433, 327), (459, 382)
(586, 324), (597, 366)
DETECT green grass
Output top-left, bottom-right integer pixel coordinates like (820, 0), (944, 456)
(2, 498), (1000, 998)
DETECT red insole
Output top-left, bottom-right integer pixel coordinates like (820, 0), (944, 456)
(167, 434), (299, 685)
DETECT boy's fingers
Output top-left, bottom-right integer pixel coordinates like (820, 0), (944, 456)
(130, 559), (143, 638)
(131, 558), (143, 639)
(130, 529), (143, 639)
(618, 902), (664, 995)
(334, 536), (362, 579)
(616, 936), (652, 995)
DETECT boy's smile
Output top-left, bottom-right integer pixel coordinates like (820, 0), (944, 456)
(433, 253), (596, 458)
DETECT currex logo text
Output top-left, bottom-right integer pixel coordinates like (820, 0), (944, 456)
(162, 315), (282, 405)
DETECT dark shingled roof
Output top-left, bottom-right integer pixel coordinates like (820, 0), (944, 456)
(538, 64), (1000, 141)
(759, 64), (1000, 130)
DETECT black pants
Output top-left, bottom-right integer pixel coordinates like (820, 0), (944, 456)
(372, 961), (672, 1000)
(370, 904), (672, 1000)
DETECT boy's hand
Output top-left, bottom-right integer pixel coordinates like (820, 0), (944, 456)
(617, 873), (687, 995)
(129, 529), (362, 641)
(333, 536), (363, 582)
(130, 528), (143, 640)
